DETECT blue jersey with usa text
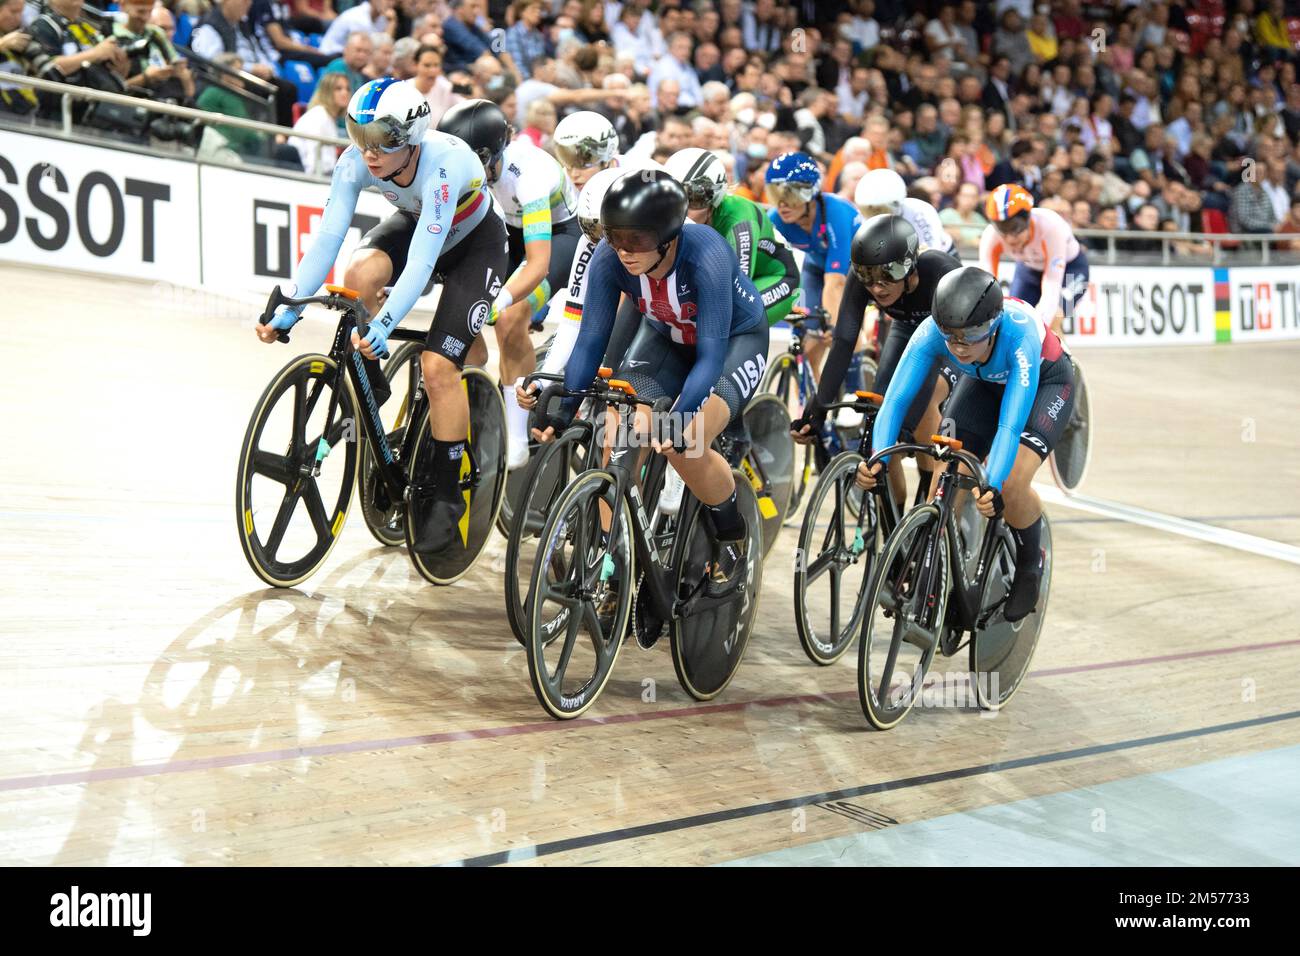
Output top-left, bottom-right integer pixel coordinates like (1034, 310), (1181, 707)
(767, 192), (862, 275)
(872, 298), (1066, 490)
(564, 222), (765, 418)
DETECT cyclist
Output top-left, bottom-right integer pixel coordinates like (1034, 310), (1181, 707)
(665, 147), (800, 328)
(856, 266), (1076, 621)
(256, 78), (507, 555)
(854, 167), (955, 255)
(979, 183), (1090, 335)
(792, 215), (960, 506)
(436, 98), (582, 469)
(552, 109), (622, 190)
(765, 151), (862, 378)
(534, 171), (770, 596)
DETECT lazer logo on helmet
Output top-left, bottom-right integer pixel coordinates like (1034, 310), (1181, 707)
(406, 103), (430, 121)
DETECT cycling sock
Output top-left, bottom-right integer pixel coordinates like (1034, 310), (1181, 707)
(504, 379), (530, 450)
(432, 438), (466, 500)
(706, 491), (745, 540)
(1011, 517), (1043, 569)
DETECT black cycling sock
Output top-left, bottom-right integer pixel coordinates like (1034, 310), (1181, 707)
(706, 491), (745, 540)
(1011, 517), (1043, 569)
(432, 438), (466, 500)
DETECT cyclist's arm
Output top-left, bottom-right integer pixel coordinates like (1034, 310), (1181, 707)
(753, 232), (800, 326)
(378, 151), (477, 333)
(820, 201), (857, 327)
(537, 235), (595, 375)
(503, 198), (552, 309)
(673, 238), (737, 422)
(1034, 230), (1069, 329)
(978, 224), (1002, 277)
(283, 151), (366, 311)
(813, 275), (869, 408)
(986, 335), (1041, 491)
(870, 321), (943, 462)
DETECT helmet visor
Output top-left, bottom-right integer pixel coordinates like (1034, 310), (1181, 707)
(853, 260), (912, 288)
(347, 114), (411, 154)
(578, 214), (604, 244)
(938, 318), (997, 345)
(766, 181), (817, 206)
(605, 227), (661, 253)
(681, 179), (719, 210)
(994, 212), (1031, 236)
(554, 138), (608, 171)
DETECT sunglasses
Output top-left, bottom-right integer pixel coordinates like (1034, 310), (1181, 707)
(767, 181), (817, 206)
(938, 320), (997, 346)
(605, 228), (660, 253)
(853, 260), (911, 287)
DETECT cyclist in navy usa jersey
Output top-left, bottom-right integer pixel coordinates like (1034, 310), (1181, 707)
(535, 170), (770, 596)
(765, 150), (862, 377)
(255, 77), (508, 555)
(856, 267), (1076, 621)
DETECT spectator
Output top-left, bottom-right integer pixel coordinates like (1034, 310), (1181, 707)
(254, 0), (335, 69)
(1119, 202), (1164, 252)
(993, 10), (1034, 76)
(197, 52), (302, 168)
(391, 36), (419, 80)
(939, 180), (987, 249)
(576, 0), (609, 46)
(695, 42), (725, 86)
(624, 110), (691, 163)
(903, 103), (947, 172)
(1111, 93), (1144, 157)
(1230, 167), (1281, 234)
(409, 42), (459, 127)
(114, 0), (196, 103)
(1070, 199), (1092, 232)
(648, 31), (701, 110)
(1274, 193), (1300, 251)
(986, 138), (1038, 192)
(504, 0), (547, 80)
(836, 160), (868, 204)
(742, 0), (782, 55)
(1026, 8), (1057, 63)
(698, 80), (731, 124)
(28, 0), (129, 121)
(320, 0), (390, 56)
(362, 32), (394, 81)
(609, 2), (658, 77)
(191, 0), (298, 127)
(289, 0), (337, 34)
(289, 69), (348, 175)
(0, 0), (46, 115)
(983, 55), (1014, 118)
(322, 31), (373, 93)
(1261, 159), (1291, 225)
(924, 4), (964, 64)
(519, 95), (555, 147)
(444, 0), (515, 76)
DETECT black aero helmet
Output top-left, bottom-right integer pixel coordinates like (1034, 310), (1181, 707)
(850, 214), (919, 287)
(600, 169), (689, 253)
(436, 98), (511, 182)
(931, 266), (1004, 342)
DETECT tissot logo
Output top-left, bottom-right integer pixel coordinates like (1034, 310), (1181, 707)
(49, 886), (151, 936)
(253, 200), (380, 280)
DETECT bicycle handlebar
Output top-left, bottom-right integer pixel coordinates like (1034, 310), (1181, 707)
(257, 286), (373, 345)
(867, 440), (992, 495)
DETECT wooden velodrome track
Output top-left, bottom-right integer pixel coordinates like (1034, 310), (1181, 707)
(2, 264), (1297, 866)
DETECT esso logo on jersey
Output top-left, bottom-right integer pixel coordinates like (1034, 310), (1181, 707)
(428, 223), (442, 234)
(382, 191), (399, 201)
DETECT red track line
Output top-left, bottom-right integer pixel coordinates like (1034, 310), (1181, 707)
(1, 637), (1297, 793)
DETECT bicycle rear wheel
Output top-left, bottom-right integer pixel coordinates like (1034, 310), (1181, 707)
(505, 424), (591, 645)
(794, 452), (877, 666)
(668, 471), (764, 701)
(857, 505), (950, 730)
(405, 367), (509, 585)
(970, 515), (1053, 711)
(236, 353), (360, 587)
(741, 393), (795, 557)
(1049, 357), (1092, 493)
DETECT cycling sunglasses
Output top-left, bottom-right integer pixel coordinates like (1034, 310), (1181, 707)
(605, 227), (660, 253)
(938, 319), (997, 346)
(853, 260), (911, 287)
(766, 181), (817, 206)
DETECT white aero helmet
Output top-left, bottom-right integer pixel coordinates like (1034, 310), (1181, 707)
(855, 167), (907, 216)
(664, 147), (728, 210)
(346, 78), (431, 153)
(552, 110), (619, 170)
(576, 160), (666, 243)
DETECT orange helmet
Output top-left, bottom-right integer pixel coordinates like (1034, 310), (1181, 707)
(985, 183), (1034, 223)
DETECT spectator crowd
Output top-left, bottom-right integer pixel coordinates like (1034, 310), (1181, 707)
(3, 0), (1300, 248)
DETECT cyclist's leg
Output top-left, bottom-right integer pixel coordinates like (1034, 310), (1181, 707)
(346, 212), (415, 405)
(1008, 263), (1043, 308)
(798, 261), (828, 381)
(873, 319), (922, 508)
(412, 214), (509, 551)
(1058, 249), (1090, 336)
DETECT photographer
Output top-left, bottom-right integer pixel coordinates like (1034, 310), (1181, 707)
(27, 0), (140, 128)
(113, 0), (196, 104)
(0, 0), (47, 115)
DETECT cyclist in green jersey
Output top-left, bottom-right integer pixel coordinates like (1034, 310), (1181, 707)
(665, 148), (799, 326)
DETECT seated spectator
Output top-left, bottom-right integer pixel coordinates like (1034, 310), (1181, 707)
(443, 0), (512, 76)
(903, 103), (948, 173)
(362, 32), (393, 81)
(409, 43), (459, 127)
(289, 69), (347, 175)
(1118, 202), (1164, 252)
(1261, 158), (1292, 225)
(321, 32), (372, 93)
(992, 9), (1033, 76)
(1229, 169), (1279, 234)
(742, 0), (782, 55)
(648, 30), (702, 110)
(1162, 218), (1213, 257)
(575, 0), (609, 46)
(254, 0), (335, 69)
(113, 0), (196, 103)
(197, 52), (302, 168)
(320, 0), (390, 57)
(0, 0), (47, 115)
(505, 0), (548, 80)
(986, 138), (1036, 191)
(511, 53), (624, 129)
(1027, 9), (1058, 64)
(939, 180), (986, 250)
(390, 36), (418, 80)
(1275, 193), (1300, 251)
(836, 160), (868, 204)
(29, 0), (147, 127)
(1070, 199), (1092, 232)
(519, 95), (555, 148)
(288, 0), (337, 34)
(191, 0), (297, 127)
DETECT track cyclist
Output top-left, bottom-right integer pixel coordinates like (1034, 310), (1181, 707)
(792, 214), (960, 506)
(855, 267), (1076, 621)
(534, 171), (770, 597)
(854, 167), (955, 255)
(255, 77), (507, 555)
(764, 150), (862, 377)
(436, 98), (582, 469)
(979, 183), (1090, 335)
